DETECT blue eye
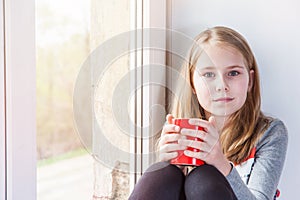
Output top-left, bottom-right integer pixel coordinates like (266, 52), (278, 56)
(228, 70), (240, 76)
(203, 72), (215, 77)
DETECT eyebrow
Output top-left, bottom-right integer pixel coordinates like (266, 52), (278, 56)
(199, 65), (245, 70)
(226, 65), (245, 69)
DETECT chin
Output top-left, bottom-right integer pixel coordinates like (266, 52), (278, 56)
(210, 110), (236, 117)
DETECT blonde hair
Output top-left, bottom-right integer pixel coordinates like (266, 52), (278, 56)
(170, 26), (272, 164)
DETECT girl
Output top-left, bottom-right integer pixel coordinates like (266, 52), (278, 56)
(129, 26), (288, 200)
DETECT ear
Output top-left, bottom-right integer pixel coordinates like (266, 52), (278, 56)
(248, 69), (254, 92)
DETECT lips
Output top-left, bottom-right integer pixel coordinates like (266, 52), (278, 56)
(213, 97), (234, 102)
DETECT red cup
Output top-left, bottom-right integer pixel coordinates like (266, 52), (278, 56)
(170, 118), (205, 166)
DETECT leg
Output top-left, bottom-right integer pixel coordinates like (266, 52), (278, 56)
(129, 162), (185, 200)
(185, 165), (237, 200)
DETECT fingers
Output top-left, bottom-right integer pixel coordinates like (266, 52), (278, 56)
(166, 114), (174, 124)
(208, 116), (216, 126)
(189, 116), (216, 129)
(179, 128), (219, 153)
(188, 118), (210, 129)
(159, 151), (178, 162)
(158, 117), (185, 162)
(161, 123), (180, 135)
(159, 133), (181, 145)
(180, 128), (207, 141)
(160, 143), (186, 153)
(158, 142), (186, 162)
(183, 150), (207, 160)
(178, 138), (210, 152)
(159, 138), (186, 162)
(188, 117), (219, 138)
(159, 114), (221, 163)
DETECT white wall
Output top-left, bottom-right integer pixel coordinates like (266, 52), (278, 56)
(170, 0), (300, 199)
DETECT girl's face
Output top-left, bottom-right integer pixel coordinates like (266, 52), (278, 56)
(192, 44), (253, 118)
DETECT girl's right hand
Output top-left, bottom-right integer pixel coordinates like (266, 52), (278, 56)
(158, 114), (186, 162)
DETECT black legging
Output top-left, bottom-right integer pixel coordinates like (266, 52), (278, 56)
(129, 162), (237, 200)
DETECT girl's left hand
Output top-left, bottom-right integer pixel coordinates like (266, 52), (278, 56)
(178, 116), (232, 176)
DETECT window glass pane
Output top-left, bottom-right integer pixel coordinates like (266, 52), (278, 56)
(36, 0), (131, 199)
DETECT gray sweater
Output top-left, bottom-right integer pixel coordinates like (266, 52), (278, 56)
(226, 119), (288, 200)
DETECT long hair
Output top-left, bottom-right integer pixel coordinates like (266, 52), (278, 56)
(170, 26), (272, 164)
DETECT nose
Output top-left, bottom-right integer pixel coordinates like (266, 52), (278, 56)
(215, 75), (229, 92)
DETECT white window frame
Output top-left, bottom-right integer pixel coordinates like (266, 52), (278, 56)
(0, 0), (36, 199)
(129, 0), (167, 190)
(0, 0), (167, 199)
(0, 1), (6, 199)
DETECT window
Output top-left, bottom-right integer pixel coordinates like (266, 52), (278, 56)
(1, 0), (167, 199)
(36, 0), (133, 199)
(36, 0), (93, 198)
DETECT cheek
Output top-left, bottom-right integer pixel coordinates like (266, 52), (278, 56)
(193, 78), (212, 101)
(231, 79), (249, 97)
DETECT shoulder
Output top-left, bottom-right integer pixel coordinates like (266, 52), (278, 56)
(256, 118), (288, 150)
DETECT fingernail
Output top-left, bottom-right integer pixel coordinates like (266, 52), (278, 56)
(189, 119), (194, 124)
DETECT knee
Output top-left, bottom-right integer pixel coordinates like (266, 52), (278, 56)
(185, 165), (235, 199)
(186, 164), (222, 182)
(145, 161), (178, 173)
(144, 162), (184, 181)
(129, 162), (185, 200)
(185, 165), (220, 190)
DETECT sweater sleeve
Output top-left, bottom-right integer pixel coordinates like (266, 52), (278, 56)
(226, 119), (288, 200)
